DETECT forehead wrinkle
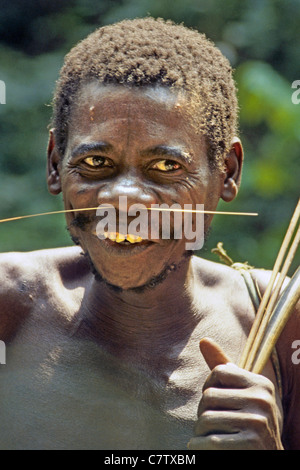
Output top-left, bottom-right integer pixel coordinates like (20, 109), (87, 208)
(68, 83), (207, 165)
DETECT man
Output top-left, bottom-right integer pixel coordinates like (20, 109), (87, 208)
(0, 17), (299, 450)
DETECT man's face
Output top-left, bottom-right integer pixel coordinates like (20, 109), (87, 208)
(51, 83), (227, 289)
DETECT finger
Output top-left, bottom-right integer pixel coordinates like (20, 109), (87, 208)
(203, 362), (253, 391)
(188, 431), (252, 450)
(199, 337), (232, 370)
(194, 410), (248, 436)
(202, 361), (270, 391)
(198, 387), (246, 415)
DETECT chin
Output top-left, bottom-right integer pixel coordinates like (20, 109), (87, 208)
(83, 250), (193, 293)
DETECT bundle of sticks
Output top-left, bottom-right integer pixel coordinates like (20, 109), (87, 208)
(239, 199), (300, 374)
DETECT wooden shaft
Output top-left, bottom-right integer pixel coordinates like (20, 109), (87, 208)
(239, 199), (300, 369)
(244, 224), (300, 371)
(251, 266), (300, 374)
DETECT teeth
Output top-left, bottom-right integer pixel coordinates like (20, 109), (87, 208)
(126, 234), (143, 243)
(116, 233), (126, 243)
(103, 232), (143, 243)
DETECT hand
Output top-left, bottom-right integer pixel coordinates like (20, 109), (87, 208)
(188, 338), (283, 450)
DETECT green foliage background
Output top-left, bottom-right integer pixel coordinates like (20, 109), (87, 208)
(0, 0), (299, 273)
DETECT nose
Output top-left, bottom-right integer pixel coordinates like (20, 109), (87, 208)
(97, 172), (157, 210)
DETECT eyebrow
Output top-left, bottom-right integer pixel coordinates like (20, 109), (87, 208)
(70, 142), (113, 159)
(70, 142), (193, 165)
(141, 145), (193, 164)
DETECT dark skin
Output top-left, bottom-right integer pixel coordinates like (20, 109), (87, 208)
(0, 84), (299, 450)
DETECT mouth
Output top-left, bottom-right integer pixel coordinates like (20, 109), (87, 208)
(93, 230), (155, 255)
(103, 232), (144, 244)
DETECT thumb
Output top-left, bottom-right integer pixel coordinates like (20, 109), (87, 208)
(199, 337), (232, 371)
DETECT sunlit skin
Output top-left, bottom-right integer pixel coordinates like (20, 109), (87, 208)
(54, 84), (226, 290)
(0, 84), (299, 450)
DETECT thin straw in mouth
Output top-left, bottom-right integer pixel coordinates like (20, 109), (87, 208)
(0, 207), (258, 224)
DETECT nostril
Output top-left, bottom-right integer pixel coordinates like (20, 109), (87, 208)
(97, 172), (158, 206)
(97, 187), (157, 209)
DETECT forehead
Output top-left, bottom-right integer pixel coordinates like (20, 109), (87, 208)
(67, 82), (207, 155)
(73, 81), (186, 111)
(77, 81), (184, 108)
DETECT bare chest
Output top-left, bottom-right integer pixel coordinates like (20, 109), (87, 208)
(0, 281), (254, 450)
(0, 328), (206, 450)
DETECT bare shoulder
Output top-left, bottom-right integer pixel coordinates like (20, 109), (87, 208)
(0, 245), (87, 286)
(0, 246), (89, 340)
(191, 254), (251, 290)
(191, 255), (258, 325)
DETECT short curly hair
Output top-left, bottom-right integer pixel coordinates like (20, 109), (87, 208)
(52, 17), (238, 169)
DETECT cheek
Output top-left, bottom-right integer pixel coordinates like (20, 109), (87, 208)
(183, 172), (223, 232)
(61, 169), (94, 207)
(177, 173), (210, 205)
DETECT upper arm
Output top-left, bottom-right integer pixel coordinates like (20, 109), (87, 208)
(0, 252), (35, 341)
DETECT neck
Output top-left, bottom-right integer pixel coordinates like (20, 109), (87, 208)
(77, 256), (200, 359)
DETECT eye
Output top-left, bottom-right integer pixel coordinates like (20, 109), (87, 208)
(83, 156), (112, 168)
(151, 159), (182, 172)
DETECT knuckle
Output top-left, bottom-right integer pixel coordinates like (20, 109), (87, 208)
(201, 387), (215, 404)
(201, 409), (215, 423)
(209, 364), (227, 383)
(209, 434), (222, 446)
(196, 409), (214, 428)
(257, 394), (274, 413)
(266, 380), (276, 396)
(194, 410), (215, 435)
(252, 413), (269, 432)
(251, 383), (276, 412)
(187, 437), (201, 450)
(213, 364), (228, 374)
(256, 375), (275, 396)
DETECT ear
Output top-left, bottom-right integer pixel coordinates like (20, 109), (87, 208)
(220, 137), (243, 202)
(47, 129), (62, 195)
